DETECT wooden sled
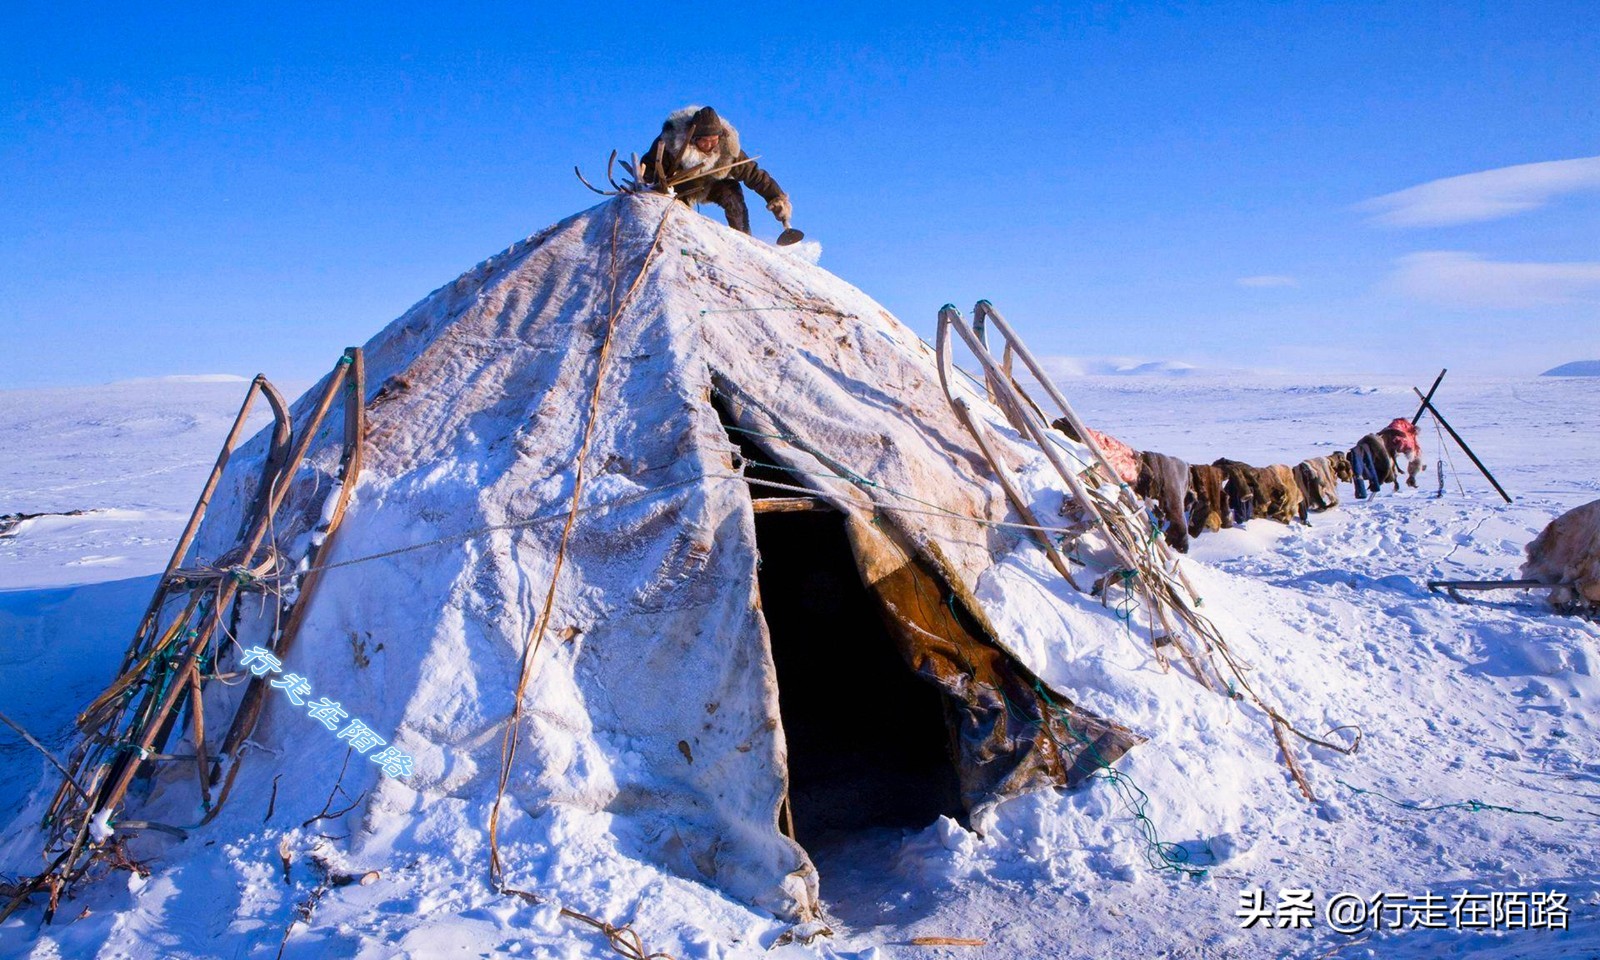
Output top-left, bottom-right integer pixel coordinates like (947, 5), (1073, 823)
(4, 348), (366, 924)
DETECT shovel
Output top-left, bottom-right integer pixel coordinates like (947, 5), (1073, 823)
(776, 218), (805, 246)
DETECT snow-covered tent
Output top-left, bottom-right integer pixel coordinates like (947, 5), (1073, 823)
(14, 193), (1167, 925)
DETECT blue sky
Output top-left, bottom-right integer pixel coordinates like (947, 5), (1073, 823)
(3, 2), (1597, 388)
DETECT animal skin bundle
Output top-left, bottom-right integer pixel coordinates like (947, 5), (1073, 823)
(1350, 434), (1396, 499)
(1213, 459), (1257, 525)
(1253, 464), (1304, 525)
(1135, 451), (1195, 553)
(1379, 418), (1426, 488)
(1188, 464), (1230, 536)
(1521, 499), (1600, 612)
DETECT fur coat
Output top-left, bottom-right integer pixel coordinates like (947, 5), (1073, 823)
(641, 106), (785, 207)
(1295, 457), (1341, 513)
(1136, 450), (1194, 553)
(1213, 458), (1258, 525)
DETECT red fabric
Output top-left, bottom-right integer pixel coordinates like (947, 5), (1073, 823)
(1087, 427), (1142, 485)
(1382, 418), (1420, 457)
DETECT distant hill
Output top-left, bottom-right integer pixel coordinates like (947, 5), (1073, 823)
(1541, 360), (1600, 377)
(1113, 360), (1199, 376)
(1038, 356), (1206, 377)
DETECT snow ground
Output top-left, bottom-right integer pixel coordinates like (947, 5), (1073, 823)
(2, 369), (1598, 959)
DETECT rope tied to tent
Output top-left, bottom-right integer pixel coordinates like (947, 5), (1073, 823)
(169, 549), (280, 589)
(1335, 778), (1565, 822)
(728, 422), (1054, 530)
(248, 467), (1078, 585)
(677, 245), (854, 321)
(1025, 681), (1210, 879)
(486, 198), (685, 960)
(699, 306), (831, 317)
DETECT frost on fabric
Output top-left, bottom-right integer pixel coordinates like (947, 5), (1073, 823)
(5, 195), (1596, 960)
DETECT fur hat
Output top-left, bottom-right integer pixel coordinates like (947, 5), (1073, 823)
(689, 106), (722, 139)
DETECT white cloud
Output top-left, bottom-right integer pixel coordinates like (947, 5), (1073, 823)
(1360, 156), (1600, 227)
(1387, 251), (1600, 308)
(1236, 275), (1298, 288)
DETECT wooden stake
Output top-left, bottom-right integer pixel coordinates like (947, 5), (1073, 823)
(1410, 368), (1447, 426)
(1411, 388), (1512, 503)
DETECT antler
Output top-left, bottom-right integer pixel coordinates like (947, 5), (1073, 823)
(605, 150), (624, 192)
(576, 149), (652, 197)
(574, 163), (617, 196)
(576, 146), (754, 198)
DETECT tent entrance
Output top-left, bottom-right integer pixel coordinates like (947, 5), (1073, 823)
(753, 508), (965, 849)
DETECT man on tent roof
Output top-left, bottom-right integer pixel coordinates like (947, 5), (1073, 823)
(641, 105), (793, 236)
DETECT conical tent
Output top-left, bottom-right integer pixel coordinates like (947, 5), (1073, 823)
(41, 193), (1153, 922)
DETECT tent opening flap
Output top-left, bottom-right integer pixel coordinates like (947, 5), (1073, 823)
(754, 508), (965, 849)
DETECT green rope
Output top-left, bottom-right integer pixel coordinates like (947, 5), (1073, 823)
(725, 424), (794, 445)
(1336, 779), (1565, 822)
(1104, 569), (1140, 644)
(1088, 565), (1148, 645)
(1028, 680), (1210, 879)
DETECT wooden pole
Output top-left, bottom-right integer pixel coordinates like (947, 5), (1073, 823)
(936, 307), (1082, 591)
(1411, 388), (1512, 503)
(970, 300), (1206, 607)
(1410, 369), (1447, 426)
(751, 496), (832, 513)
(241, 378), (295, 544)
(122, 377), (263, 674)
(973, 301), (1143, 517)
